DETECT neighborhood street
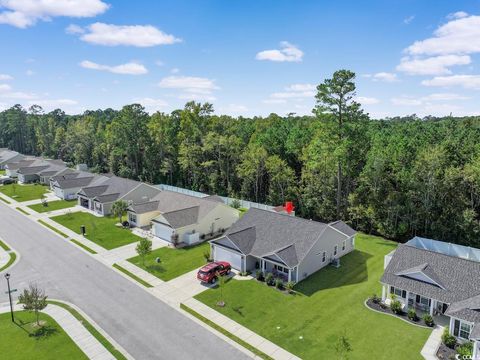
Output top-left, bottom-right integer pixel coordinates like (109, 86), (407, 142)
(0, 202), (249, 360)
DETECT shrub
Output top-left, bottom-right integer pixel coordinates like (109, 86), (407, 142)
(255, 270), (264, 282)
(285, 281), (295, 293)
(239, 271), (250, 276)
(203, 250), (211, 262)
(275, 278), (284, 290)
(265, 272), (274, 286)
(423, 314), (434, 327)
(371, 294), (380, 304)
(231, 199), (241, 209)
(456, 341), (473, 357)
(390, 300), (403, 314)
(407, 308), (418, 321)
(441, 328), (457, 349)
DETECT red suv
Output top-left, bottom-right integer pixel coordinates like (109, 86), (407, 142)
(197, 261), (231, 284)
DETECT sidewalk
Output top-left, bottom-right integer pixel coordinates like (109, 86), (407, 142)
(102, 237), (167, 265)
(0, 302), (118, 360)
(421, 325), (444, 360)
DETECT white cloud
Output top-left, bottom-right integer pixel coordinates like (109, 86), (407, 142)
(268, 83), (316, 99)
(219, 104), (248, 115)
(421, 93), (469, 101)
(256, 41), (304, 62)
(0, 91), (37, 99)
(447, 11), (468, 20)
(391, 97), (422, 106)
(0, 74), (13, 81)
(356, 96), (380, 105)
(371, 72), (398, 82)
(80, 60), (148, 75)
(262, 99), (286, 104)
(285, 83), (316, 92)
(178, 93), (216, 101)
(134, 97), (168, 113)
(76, 23), (181, 47)
(405, 14), (480, 55)
(421, 75), (480, 89)
(0, 83), (12, 91)
(404, 15), (415, 24)
(25, 69), (34, 76)
(170, 68), (180, 74)
(158, 76), (219, 93)
(65, 24), (84, 34)
(0, 0), (109, 28)
(396, 54), (471, 75)
(29, 98), (77, 107)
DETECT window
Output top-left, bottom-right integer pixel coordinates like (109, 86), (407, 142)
(342, 240), (346, 251)
(274, 264), (288, 274)
(128, 213), (137, 224)
(415, 295), (431, 307)
(390, 286), (406, 298)
(334, 245), (338, 256)
(453, 319), (471, 339)
(322, 251), (326, 263)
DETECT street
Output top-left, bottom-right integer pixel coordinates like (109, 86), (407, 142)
(0, 202), (249, 360)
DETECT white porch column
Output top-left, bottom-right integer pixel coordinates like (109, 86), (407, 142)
(405, 291), (410, 310)
(381, 285), (386, 301)
(288, 269), (292, 282)
(261, 259), (265, 272)
(472, 340), (479, 360)
(429, 299), (435, 316)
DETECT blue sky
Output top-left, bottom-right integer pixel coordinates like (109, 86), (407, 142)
(0, 0), (480, 118)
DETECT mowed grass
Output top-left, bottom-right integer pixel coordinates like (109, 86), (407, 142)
(50, 212), (140, 250)
(128, 241), (210, 281)
(28, 199), (76, 213)
(0, 183), (49, 202)
(0, 311), (88, 360)
(195, 234), (431, 360)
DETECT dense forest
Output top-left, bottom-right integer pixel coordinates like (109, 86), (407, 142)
(1, 70), (480, 247)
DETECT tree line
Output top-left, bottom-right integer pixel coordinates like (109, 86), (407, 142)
(1, 70), (480, 247)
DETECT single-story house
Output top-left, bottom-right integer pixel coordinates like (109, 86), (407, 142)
(0, 149), (24, 170)
(17, 159), (68, 184)
(210, 208), (356, 282)
(77, 176), (159, 216)
(381, 236), (480, 358)
(4, 158), (37, 178)
(127, 191), (239, 246)
(50, 171), (110, 200)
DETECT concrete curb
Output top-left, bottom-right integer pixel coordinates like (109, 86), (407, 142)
(0, 238), (20, 273)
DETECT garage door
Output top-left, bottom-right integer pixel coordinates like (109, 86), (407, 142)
(153, 223), (174, 242)
(214, 246), (243, 270)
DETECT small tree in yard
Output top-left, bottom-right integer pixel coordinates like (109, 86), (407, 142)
(111, 200), (128, 224)
(18, 283), (48, 327)
(136, 238), (152, 266)
(334, 330), (352, 360)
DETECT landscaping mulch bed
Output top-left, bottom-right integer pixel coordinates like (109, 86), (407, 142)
(436, 343), (457, 360)
(366, 298), (432, 328)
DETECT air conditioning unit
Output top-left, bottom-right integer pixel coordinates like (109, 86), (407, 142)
(331, 258), (341, 268)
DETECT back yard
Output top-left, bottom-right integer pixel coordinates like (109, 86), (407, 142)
(50, 212), (141, 250)
(0, 183), (49, 202)
(128, 242), (210, 281)
(195, 233), (431, 360)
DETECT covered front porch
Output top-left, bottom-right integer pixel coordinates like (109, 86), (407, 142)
(259, 257), (297, 283)
(382, 284), (450, 326)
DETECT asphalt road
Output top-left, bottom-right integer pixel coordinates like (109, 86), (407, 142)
(0, 202), (249, 360)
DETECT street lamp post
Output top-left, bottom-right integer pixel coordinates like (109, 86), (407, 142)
(4, 273), (14, 322)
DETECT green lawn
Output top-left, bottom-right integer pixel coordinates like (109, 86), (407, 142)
(128, 241), (210, 281)
(0, 183), (49, 202)
(50, 212), (141, 250)
(0, 311), (88, 360)
(28, 199), (76, 213)
(0, 169), (5, 175)
(195, 234), (431, 360)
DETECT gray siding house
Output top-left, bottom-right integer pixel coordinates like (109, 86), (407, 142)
(210, 208), (356, 283)
(0, 149), (24, 169)
(381, 237), (480, 358)
(50, 171), (110, 200)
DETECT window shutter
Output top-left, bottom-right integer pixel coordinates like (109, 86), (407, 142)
(428, 299), (431, 306)
(416, 295), (420, 303)
(390, 286), (394, 294)
(454, 319), (460, 337)
(402, 290), (407, 298)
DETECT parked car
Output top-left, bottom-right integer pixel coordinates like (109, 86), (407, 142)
(0, 178), (13, 185)
(197, 261), (231, 284)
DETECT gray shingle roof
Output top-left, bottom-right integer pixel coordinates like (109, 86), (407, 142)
(18, 165), (49, 175)
(129, 200), (160, 214)
(161, 206), (200, 228)
(330, 220), (357, 237)
(381, 244), (480, 306)
(78, 176), (140, 203)
(0, 149), (22, 164)
(445, 294), (480, 326)
(212, 208), (355, 268)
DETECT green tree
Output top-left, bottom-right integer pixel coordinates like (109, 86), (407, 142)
(136, 238), (152, 266)
(111, 200), (129, 224)
(314, 69), (365, 218)
(18, 283), (48, 326)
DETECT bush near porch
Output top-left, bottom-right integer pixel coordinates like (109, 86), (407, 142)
(50, 212), (141, 250)
(195, 233), (431, 360)
(28, 199), (77, 213)
(127, 242), (210, 281)
(0, 183), (49, 202)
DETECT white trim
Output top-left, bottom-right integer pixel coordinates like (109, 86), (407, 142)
(327, 223), (352, 238)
